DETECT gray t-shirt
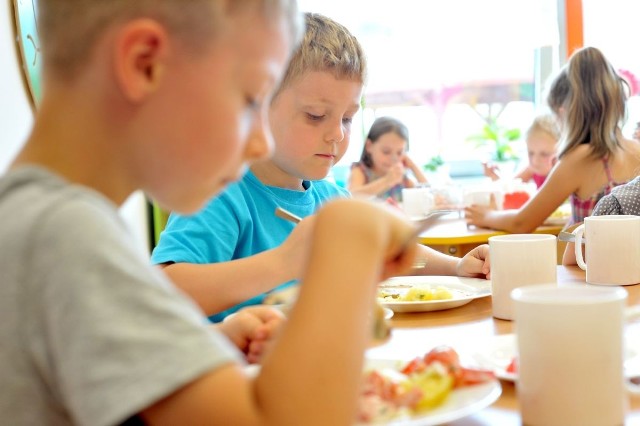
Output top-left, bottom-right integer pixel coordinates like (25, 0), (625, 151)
(592, 176), (640, 216)
(0, 167), (242, 426)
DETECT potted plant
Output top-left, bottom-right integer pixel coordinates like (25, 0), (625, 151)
(466, 119), (521, 162)
(423, 155), (445, 172)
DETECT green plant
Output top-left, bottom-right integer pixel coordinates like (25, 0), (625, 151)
(423, 155), (445, 172)
(466, 120), (521, 162)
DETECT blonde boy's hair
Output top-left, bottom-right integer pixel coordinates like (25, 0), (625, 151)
(39, 0), (302, 81)
(526, 114), (560, 141)
(273, 12), (366, 99)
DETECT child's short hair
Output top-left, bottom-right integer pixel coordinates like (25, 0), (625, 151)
(273, 12), (366, 99)
(39, 0), (302, 81)
(360, 116), (409, 168)
(526, 114), (560, 141)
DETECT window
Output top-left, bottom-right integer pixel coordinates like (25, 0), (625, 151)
(298, 0), (560, 168)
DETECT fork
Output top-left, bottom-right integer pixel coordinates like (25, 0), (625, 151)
(557, 231), (585, 244)
(275, 206), (453, 268)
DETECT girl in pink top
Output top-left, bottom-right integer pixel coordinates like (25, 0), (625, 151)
(484, 114), (559, 189)
(466, 46), (640, 232)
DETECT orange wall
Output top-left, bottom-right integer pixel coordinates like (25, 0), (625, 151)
(564, 0), (584, 58)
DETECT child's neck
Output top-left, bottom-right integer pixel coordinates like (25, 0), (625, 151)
(250, 161), (305, 191)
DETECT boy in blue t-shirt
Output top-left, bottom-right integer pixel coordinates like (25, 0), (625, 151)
(153, 13), (491, 322)
(152, 13), (362, 321)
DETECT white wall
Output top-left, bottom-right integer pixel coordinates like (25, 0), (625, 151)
(1, 2), (150, 255)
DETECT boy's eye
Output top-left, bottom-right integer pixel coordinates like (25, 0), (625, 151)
(342, 116), (353, 125)
(306, 113), (324, 121)
(246, 96), (260, 111)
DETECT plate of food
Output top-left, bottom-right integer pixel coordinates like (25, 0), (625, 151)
(471, 333), (640, 382)
(359, 346), (500, 425)
(544, 203), (571, 226)
(378, 276), (491, 313)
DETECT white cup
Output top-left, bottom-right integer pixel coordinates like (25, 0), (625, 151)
(401, 187), (434, 218)
(488, 234), (557, 320)
(512, 285), (640, 426)
(573, 215), (640, 285)
(463, 188), (503, 210)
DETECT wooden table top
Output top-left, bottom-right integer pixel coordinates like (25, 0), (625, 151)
(418, 212), (565, 246)
(366, 266), (640, 425)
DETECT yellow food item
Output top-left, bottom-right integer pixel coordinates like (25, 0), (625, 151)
(398, 286), (453, 302)
(403, 368), (454, 410)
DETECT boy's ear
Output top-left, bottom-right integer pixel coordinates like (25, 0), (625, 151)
(113, 19), (168, 102)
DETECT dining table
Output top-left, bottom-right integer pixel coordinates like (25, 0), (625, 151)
(418, 212), (566, 258)
(366, 265), (640, 425)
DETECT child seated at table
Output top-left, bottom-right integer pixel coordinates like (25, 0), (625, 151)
(151, 12), (361, 322)
(153, 14), (490, 323)
(483, 113), (560, 189)
(465, 47), (640, 233)
(348, 116), (428, 202)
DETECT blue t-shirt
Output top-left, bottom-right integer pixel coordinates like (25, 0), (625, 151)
(151, 170), (349, 322)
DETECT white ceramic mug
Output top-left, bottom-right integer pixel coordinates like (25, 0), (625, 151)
(512, 285), (640, 426)
(401, 187), (434, 218)
(488, 234), (556, 320)
(573, 215), (640, 285)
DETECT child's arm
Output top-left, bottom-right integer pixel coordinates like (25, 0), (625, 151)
(514, 166), (535, 183)
(482, 162), (500, 181)
(140, 198), (418, 425)
(464, 147), (589, 233)
(348, 163), (405, 197)
(162, 217), (314, 316)
(411, 243), (490, 278)
(402, 155), (428, 184)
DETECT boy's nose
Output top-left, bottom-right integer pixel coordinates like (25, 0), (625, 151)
(325, 123), (345, 144)
(244, 120), (273, 161)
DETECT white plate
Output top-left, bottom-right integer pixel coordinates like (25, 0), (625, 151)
(471, 333), (640, 382)
(378, 276), (491, 313)
(544, 216), (570, 226)
(360, 359), (501, 425)
(382, 307), (394, 320)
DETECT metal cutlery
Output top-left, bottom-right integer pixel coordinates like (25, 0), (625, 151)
(557, 231), (585, 244)
(275, 207), (302, 224)
(275, 206), (453, 269)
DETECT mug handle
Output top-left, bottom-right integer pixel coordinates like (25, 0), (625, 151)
(625, 306), (640, 395)
(573, 224), (587, 271)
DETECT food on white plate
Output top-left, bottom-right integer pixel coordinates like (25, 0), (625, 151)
(378, 285), (453, 302)
(547, 203), (571, 220)
(358, 346), (496, 423)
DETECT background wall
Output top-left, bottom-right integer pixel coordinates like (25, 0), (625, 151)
(1, 1), (150, 255)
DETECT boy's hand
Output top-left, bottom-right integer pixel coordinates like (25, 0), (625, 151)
(277, 215), (315, 279)
(456, 244), (491, 279)
(312, 199), (418, 281)
(215, 306), (285, 364)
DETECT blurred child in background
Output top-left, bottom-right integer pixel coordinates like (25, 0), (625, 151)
(483, 113), (560, 189)
(348, 116), (428, 202)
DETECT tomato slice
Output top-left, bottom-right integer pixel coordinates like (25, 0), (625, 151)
(401, 357), (426, 375)
(423, 345), (460, 370)
(457, 367), (496, 386)
(506, 356), (518, 374)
